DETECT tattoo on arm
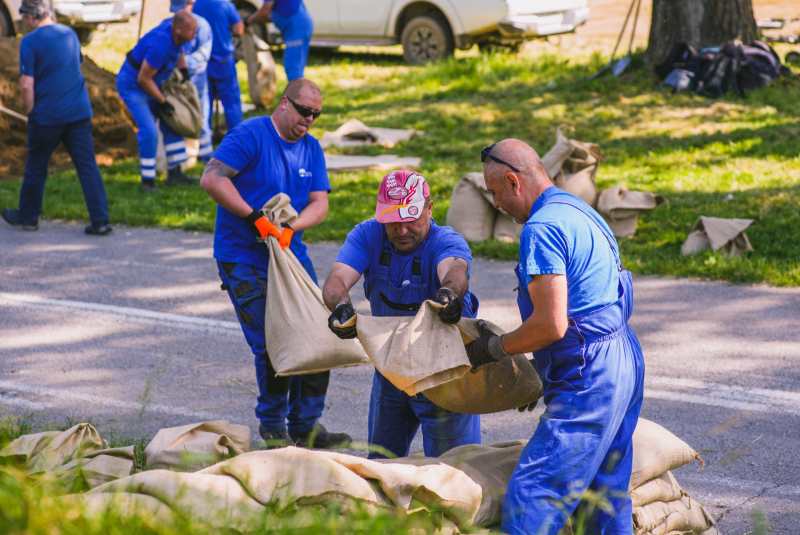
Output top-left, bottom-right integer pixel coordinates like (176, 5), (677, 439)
(203, 159), (238, 183)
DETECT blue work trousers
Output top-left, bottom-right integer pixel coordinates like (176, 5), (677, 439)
(208, 56), (242, 133)
(19, 117), (109, 225)
(272, 2), (313, 81)
(190, 69), (213, 161)
(368, 370), (481, 459)
(116, 75), (187, 181)
(217, 258), (328, 435)
(502, 276), (645, 535)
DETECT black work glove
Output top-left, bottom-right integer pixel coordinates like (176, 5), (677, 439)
(179, 67), (190, 83)
(434, 287), (462, 325)
(159, 100), (175, 118)
(517, 398), (539, 412)
(328, 302), (357, 340)
(464, 320), (510, 373)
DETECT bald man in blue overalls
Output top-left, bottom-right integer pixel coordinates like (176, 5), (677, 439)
(469, 139), (645, 534)
(323, 169), (481, 459)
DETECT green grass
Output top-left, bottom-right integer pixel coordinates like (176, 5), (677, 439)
(2, 41), (799, 285)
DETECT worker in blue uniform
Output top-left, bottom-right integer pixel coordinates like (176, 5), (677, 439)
(323, 169), (482, 460)
(200, 78), (351, 450)
(116, 10), (198, 192)
(243, 0), (313, 81)
(160, 0), (214, 162)
(193, 0), (243, 134)
(465, 139), (645, 534)
(2, 0), (111, 235)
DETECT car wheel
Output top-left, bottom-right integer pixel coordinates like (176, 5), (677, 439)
(1, 7), (14, 36)
(74, 27), (94, 45)
(400, 15), (454, 65)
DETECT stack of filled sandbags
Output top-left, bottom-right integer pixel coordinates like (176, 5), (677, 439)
(629, 419), (719, 535)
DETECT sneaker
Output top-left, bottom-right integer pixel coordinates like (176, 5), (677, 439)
(291, 424), (352, 449)
(166, 167), (200, 186)
(258, 424), (295, 449)
(1, 208), (38, 231)
(140, 181), (160, 193)
(85, 221), (113, 235)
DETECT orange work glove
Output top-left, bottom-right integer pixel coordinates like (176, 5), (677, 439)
(244, 209), (280, 240)
(278, 224), (294, 250)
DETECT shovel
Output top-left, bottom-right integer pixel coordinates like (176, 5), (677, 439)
(588, 0), (637, 80)
(612, 0), (643, 76)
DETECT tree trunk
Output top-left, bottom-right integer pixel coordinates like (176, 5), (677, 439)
(645, 0), (758, 66)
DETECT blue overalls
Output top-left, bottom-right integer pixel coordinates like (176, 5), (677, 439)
(364, 233), (482, 460)
(115, 21), (188, 183)
(502, 197), (646, 535)
(271, 1), (313, 81)
(184, 14), (214, 161)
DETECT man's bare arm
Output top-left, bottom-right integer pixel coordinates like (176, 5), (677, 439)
(436, 257), (469, 298)
(136, 60), (166, 103)
(501, 274), (569, 355)
(199, 158), (252, 216)
(231, 20), (244, 37)
(322, 262), (362, 311)
(292, 191), (328, 231)
(20, 75), (34, 113)
(244, 0), (274, 26)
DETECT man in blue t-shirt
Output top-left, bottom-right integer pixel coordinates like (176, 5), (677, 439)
(467, 139), (645, 535)
(116, 10), (197, 192)
(200, 78), (350, 449)
(242, 0), (313, 81)
(322, 170), (482, 460)
(1, 0), (111, 235)
(192, 0), (244, 133)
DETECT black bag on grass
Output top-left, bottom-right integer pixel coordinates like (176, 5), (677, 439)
(695, 45), (743, 98)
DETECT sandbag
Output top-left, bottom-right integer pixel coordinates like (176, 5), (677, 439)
(630, 471), (685, 508)
(261, 194), (370, 375)
(56, 493), (177, 530)
(597, 186), (667, 238)
(0, 423), (103, 473)
(46, 446), (138, 491)
(630, 419), (703, 490)
(160, 69), (203, 138)
(446, 172), (497, 242)
(540, 125), (605, 206)
(492, 212), (523, 243)
(341, 303), (542, 413)
(143, 420), (250, 471)
(242, 29), (277, 108)
(633, 495), (715, 535)
(680, 216), (756, 257)
(320, 118), (420, 149)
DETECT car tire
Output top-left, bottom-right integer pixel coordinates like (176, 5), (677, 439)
(0, 6), (13, 37)
(400, 15), (454, 65)
(74, 27), (94, 45)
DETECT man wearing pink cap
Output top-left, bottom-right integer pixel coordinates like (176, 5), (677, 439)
(322, 169), (481, 459)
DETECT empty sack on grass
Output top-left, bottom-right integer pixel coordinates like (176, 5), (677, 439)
(597, 186), (667, 238)
(540, 124), (605, 207)
(143, 420), (250, 471)
(320, 118), (420, 148)
(681, 216), (757, 257)
(261, 194), (370, 375)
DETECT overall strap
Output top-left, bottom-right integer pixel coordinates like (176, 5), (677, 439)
(548, 201), (623, 273)
(378, 245), (423, 281)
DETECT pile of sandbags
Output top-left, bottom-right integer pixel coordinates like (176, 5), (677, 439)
(339, 300), (542, 414)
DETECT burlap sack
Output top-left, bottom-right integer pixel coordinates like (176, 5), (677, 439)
(680, 216), (757, 257)
(540, 125), (605, 207)
(324, 154), (423, 171)
(320, 118), (419, 149)
(0, 423), (103, 473)
(161, 69), (203, 138)
(57, 493), (177, 530)
(446, 172), (497, 242)
(597, 186), (667, 238)
(492, 213), (523, 243)
(242, 29), (277, 108)
(143, 420), (250, 471)
(261, 194), (370, 375)
(47, 446), (138, 491)
(630, 419), (703, 490)
(633, 495), (715, 535)
(630, 471), (685, 508)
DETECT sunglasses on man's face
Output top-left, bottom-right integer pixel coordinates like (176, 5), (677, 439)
(286, 96), (321, 120)
(481, 142), (520, 173)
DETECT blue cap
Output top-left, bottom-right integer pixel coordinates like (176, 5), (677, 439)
(170, 0), (188, 13)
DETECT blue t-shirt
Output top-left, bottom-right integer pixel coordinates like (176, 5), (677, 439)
(273, 0), (301, 17)
(519, 186), (620, 317)
(193, 0), (241, 62)
(19, 24), (92, 125)
(157, 14), (212, 73)
(336, 219), (478, 316)
(119, 20), (184, 86)
(213, 116), (329, 267)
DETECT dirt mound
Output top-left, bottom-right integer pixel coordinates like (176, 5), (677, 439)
(0, 37), (138, 180)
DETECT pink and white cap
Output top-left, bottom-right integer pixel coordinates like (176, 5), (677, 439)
(375, 170), (430, 223)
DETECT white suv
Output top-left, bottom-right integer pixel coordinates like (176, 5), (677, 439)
(1, 0), (141, 44)
(237, 0), (590, 64)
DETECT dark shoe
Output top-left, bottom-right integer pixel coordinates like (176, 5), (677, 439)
(85, 221), (113, 235)
(166, 167), (199, 186)
(2, 208), (38, 231)
(259, 424), (295, 449)
(291, 424), (352, 449)
(140, 181), (160, 193)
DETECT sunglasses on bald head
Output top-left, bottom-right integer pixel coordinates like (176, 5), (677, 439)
(286, 96), (321, 120)
(481, 142), (520, 173)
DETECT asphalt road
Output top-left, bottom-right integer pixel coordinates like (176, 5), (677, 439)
(1, 221), (799, 535)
